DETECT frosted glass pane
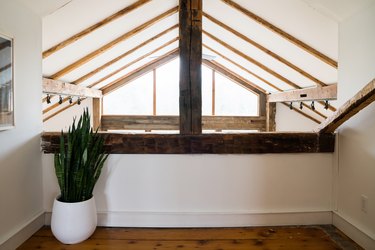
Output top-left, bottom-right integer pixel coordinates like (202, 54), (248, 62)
(202, 65), (212, 115)
(215, 73), (259, 116)
(156, 58), (179, 115)
(103, 72), (153, 115)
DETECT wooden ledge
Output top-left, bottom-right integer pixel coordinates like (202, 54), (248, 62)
(41, 132), (335, 154)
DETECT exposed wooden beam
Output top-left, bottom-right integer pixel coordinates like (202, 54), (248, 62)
(42, 0), (152, 58)
(203, 30), (301, 89)
(0, 63), (11, 73)
(203, 12), (327, 86)
(220, 0), (338, 68)
(0, 40), (11, 50)
(93, 98), (103, 130)
(317, 78), (375, 133)
(72, 24), (178, 85)
(268, 84), (337, 103)
(266, 102), (276, 131)
(203, 32), (336, 112)
(179, 0), (202, 135)
(41, 132), (335, 154)
(43, 78), (102, 98)
(49, 6), (178, 80)
(102, 49), (179, 95)
(203, 59), (266, 95)
(203, 44), (281, 91)
(281, 102), (320, 124)
(88, 37), (179, 89)
(43, 98), (87, 122)
(101, 115), (266, 131)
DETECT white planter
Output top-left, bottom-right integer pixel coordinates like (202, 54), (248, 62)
(51, 196), (97, 244)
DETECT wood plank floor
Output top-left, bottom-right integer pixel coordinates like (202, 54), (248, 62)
(18, 225), (362, 250)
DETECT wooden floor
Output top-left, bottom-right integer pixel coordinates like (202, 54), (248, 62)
(18, 225), (362, 250)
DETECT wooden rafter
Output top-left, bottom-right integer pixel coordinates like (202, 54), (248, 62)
(102, 49), (179, 95)
(268, 84), (337, 103)
(41, 132), (335, 154)
(49, 6), (178, 80)
(179, 0), (202, 135)
(317, 78), (375, 133)
(203, 12), (327, 86)
(220, 0), (338, 68)
(203, 31), (336, 113)
(203, 44), (280, 91)
(281, 103), (320, 124)
(43, 98), (87, 122)
(43, 78), (102, 98)
(71, 24), (178, 85)
(0, 40), (11, 50)
(202, 59), (266, 95)
(43, 38), (179, 116)
(101, 115), (266, 131)
(42, 0), (152, 58)
(0, 63), (11, 73)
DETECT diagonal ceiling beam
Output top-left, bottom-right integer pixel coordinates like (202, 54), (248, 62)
(87, 37), (179, 89)
(71, 24), (178, 86)
(203, 30), (336, 112)
(102, 48), (179, 95)
(220, 0), (338, 68)
(202, 59), (266, 94)
(203, 12), (327, 87)
(49, 6), (178, 80)
(42, 0), (152, 59)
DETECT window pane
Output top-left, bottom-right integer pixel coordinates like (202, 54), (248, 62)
(202, 65), (212, 115)
(155, 58), (179, 115)
(215, 73), (259, 116)
(103, 72), (153, 115)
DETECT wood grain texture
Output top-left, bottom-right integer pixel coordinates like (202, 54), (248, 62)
(93, 98), (102, 130)
(42, 78), (102, 98)
(72, 24), (178, 85)
(41, 131), (335, 154)
(19, 226), (361, 250)
(179, 0), (203, 135)
(317, 78), (375, 133)
(49, 6), (178, 80)
(42, 0), (152, 58)
(220, 0), (338, 68)
(101, 115), (266, 131)
(268, 84), (337, 103)
(203, 12), (327, 86)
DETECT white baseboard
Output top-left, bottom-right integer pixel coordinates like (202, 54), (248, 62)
(45, 210), (332, 228)
(333, 212), (375, 250)
(0, 212), (44, 250)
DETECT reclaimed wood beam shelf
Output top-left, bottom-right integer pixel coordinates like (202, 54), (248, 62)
(41, 132), (335, 154)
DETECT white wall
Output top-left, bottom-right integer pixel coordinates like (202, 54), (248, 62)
(276, 103), (318, 131)
(334, 2), (375, 246)
(0, 0), (43, 248)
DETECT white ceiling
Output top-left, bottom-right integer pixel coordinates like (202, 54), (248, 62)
(302, 0), (375, 22)
(16, 0), (72, 17)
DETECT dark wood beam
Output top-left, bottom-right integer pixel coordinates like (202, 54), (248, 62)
(42, 78), (102, 98)
(220, 0), (338, 68)
(101, 115), (266, 131)
(41, 132), (335, 154)
(42, 0), (152, 58)
(179, 0), (202, 135)
(318, 78), (375, 133)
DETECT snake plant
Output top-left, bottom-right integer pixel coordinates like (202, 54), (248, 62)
(54, 108), (108, 203)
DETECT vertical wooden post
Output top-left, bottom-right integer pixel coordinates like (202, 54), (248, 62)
(212, 69), (216, 116)
(266, 102), (276, 132)
(93, 97), (103, 130)
(179, 0), (202, 134)
(259, 93), (267, 132)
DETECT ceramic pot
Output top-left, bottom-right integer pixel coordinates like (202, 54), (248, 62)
(51, 196), (97, 244)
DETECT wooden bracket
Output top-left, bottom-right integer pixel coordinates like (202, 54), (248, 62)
(268, 84), (337, 103)
(42, 78), (102, 98)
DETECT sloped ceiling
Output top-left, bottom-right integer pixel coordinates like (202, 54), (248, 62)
(40, 0), (358, 125)
(16, 0), (72, 17)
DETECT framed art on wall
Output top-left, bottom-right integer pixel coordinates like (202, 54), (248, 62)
(0, 33), (14, 130)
